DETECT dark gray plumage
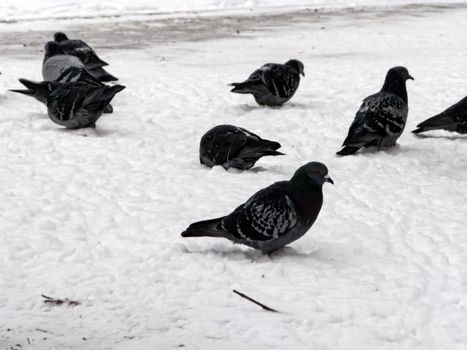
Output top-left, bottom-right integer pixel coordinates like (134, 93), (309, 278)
(11, 67), (114, 113)
(46, 82), (125, 129)
(229, 59), (304, 106)
(85, 66), (118, 82)
(200, 125), (284, 170)
(412, 96), (467, 134)
(54, 32), (108, 68)
(181, 162), (333, 255)
(337, 66), (414, 156)
(42, 42), (117, 83)
(55, 67), (114, 113)
(10, 79), (59, 105)
(42, 42), (84, 81)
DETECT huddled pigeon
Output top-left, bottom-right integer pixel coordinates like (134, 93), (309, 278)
(200, 125), (284, 170)
(42, 41), (84, 81)
(42, 41), (117, 82)
(46, 82), (125, 129)
(229, 59), (305, 106)
(412, 96), (467, 134)
(336, 66), (414, 156)
(11, 67), (114, 113)
(181, 162), (333, 255)
(54, 32), (108, 68)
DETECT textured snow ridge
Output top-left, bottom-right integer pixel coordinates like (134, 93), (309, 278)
(2, 4), (467, 350)
(1, 0), (467, 21)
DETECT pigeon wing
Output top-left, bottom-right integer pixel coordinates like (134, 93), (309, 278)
(343, 93), (407, 146)
(209, 129), (248, 164)
(59, 40), (106, 67)
(48, 84), (84, 121)
(220, 186), (298, 241)
(261, 65), (298, 98)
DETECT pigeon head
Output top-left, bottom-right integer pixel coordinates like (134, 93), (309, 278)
(285, 59), (305, 76)
(386, 66), (414, 82)
(381, 66), (413, 102)
(44, 41), (64, 58)
(54, 32), (69, 42)
(291, 162), (333, 186)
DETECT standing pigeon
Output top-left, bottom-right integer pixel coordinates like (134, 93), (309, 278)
(200, 125), (284, 170)
(336, 66), (414, 156)
(412, 96), (467, 134)
(11, 67), (114, 113)
(46, 82), (125, 129)
(229, 59), (304, 106)
(54, 32), (108, 68)
(42, 42), (117, 82)
(181, 162), (333, 255)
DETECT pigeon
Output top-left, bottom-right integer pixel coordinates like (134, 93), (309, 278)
(412, 96), (467, 134)
(336, 66), (414, 156)
(229, 59), (305, 106)
(46, 82), (125, 129)
(54, 32), (108, 68)
(200, 125), (284, 170)
(181, 162), (333, 255)
(42, 42), (118, 82)
(42, 41), (84, 81)
(55, 67), (115, 113)
(11, 67), (114, 113)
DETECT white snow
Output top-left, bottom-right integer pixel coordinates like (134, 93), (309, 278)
(1, 0), (467, 21)
(2, 2), (467, 350)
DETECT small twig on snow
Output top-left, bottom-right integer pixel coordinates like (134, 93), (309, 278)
(41, 294), (80, 306)
(233, 290), (278, 313)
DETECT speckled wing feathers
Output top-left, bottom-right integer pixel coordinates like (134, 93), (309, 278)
(203, 127), (248, 164)
(343, 92), (408, 147)
(261, 65), (299, 98)
(220, 187), (298, 242)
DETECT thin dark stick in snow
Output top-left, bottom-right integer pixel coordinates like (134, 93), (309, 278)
(233, 290), (278, 313)
(41, 294), (80, 306)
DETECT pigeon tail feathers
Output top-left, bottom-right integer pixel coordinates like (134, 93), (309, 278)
(181, 217), (226, 238)
(336, 146), (361, 156)
(10, 89), (35, 97)
(259, 139), (281, 151)
(412, 113), (457, 133)
(85, 85), (125, 107)
(87, 67), (118, 82)
(229, 80), (262, 94)
(10, 79), (55, 103)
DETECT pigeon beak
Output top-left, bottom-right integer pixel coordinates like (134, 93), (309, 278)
(408, 75), (414, 80)
(301, 71), (305, 77)
(324, 175), (334, 185)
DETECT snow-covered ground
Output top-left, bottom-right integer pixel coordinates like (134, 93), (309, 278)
(2, 2), (467, 350)
(1, 0), (467, 21)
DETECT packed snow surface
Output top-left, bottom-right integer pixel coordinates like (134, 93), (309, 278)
(1, 3), (467, 350)
(1, 0), (467, 21)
